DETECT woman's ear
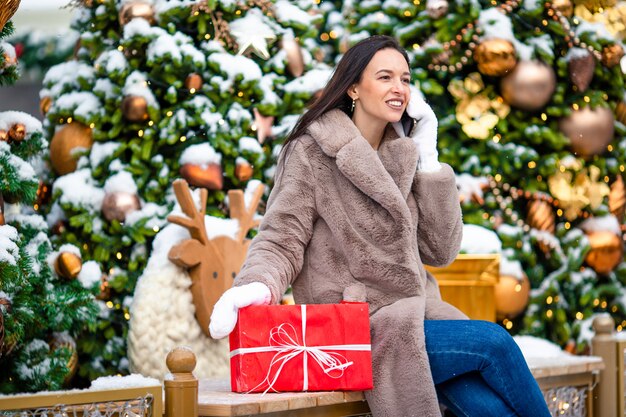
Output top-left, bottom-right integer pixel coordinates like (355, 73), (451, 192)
(347, 84), (358, 100)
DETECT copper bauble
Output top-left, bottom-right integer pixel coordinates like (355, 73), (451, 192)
(0, 296), (12, 357)
(495, 274), (530, 320)
(8, 123), (25, 142)
(553, 0), (574, 16)
(559, 106), (614, 158)
(585, 230), (623, 274)
(426, 0), (449, 19)
(474, 39), (517, 77)
(281, 36), (304, 77)
(569, 50), (595, 92)
(119, 1), (155, 26)
(235, 160), (254, 182)
(49, 333), (78, 385)
(601, 44), (624, 68)
(40, 96), (52, 116)
(0, 0), (20, 32)
(55, 252), (82, 280)
(121, 95), (149, 122)
(610, 175), (626, 221)
(184, 73), (203, 91)
(96, 274), (111, 301)
(101, 191), (141, 222)
(51, 220), (67, 235)
(616, 101), (626, 124)
(180, 163), (223, 190)
(527, 199), (555, 233)
(0, 130), (8, 142)
(49, 123), (94, 175)
(500, 61), (556, 111)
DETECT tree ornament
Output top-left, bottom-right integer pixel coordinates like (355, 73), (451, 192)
(252, 108), (274, 144)
(281, 35), (304, 77)
(49, 122), (94, 175)
(119, 1), (155, 26)
(553, 0), (574, 17)
(49, 333), (78, 385)
(548, 166), (610, 220)
(495, 274), (530, 320)
(54, 252), (83, 280)
(601, 43), (624, 68)
(0, 130), (8, 142)
(39, 96), (52, 116)
(96, 274), (111, 301)
(35, 181), (52, 209)
(101, 191), (141, 222)
(235, 159), (254, 182)
(121, 95), (149, 122)
(426, 0), (449, 19)
(573, 0), (617, 12)
(8, 123), (25, 142)
(0, 296), (12, 357)
(559, 106), (614, 157)
(616, 101), (626, 124)
(51, 220), (67, 235)
(0, 0), (20, 32)
(180, 163), (223, 190)
(473, 39), (517, 77)
(184, 73), (203, 91)
(585, 230), (623, 274)
(569, 50), (595, 92)
(230, 10), (277, 60)
(609, 175), (626, 221)
(500, 61), (556, 111)
(527, 199), (556, 233)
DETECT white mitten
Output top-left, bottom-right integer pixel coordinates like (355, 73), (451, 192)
(392, 86), (441, 172)
(209, 282), (271, 339)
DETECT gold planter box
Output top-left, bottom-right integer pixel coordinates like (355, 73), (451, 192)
(425, 254), (500, 322)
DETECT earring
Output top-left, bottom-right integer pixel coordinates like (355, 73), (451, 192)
(351, 99), (356, 112)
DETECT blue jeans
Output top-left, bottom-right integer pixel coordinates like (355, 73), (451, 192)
(425, 320), (552, 417)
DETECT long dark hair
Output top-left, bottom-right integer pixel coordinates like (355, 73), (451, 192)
(276, 35), (409, 177)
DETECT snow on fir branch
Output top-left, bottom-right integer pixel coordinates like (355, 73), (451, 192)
(460, 224), (502, 254)
(0, 225), (19, 266)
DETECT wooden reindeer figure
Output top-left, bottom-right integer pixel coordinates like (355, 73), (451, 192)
(167, 179), (264, 337)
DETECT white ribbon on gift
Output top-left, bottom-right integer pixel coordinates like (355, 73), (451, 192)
(230, 304), (371, 394)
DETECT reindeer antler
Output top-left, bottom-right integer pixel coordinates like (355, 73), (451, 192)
(229, 183), (265, 243)
(167, 179), (210, 244)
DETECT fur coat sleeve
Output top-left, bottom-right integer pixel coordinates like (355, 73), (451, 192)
(233, 140), (318, 304)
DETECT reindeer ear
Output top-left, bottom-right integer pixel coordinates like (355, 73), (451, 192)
(168, 239), (204, 268)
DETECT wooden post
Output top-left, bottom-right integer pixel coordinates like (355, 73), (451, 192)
(591, 315), (616, 417)
(165, 347), (198, 417)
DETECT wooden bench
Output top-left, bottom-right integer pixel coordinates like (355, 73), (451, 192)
(163, 347), (603, 417)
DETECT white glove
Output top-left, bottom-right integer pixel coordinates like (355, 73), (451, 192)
(392, 86), (441, 172)
(209, 282), (271, 339)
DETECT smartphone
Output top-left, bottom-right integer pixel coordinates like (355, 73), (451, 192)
(400, 111), (416, 136)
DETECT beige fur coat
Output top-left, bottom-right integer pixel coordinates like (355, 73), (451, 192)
(235, 109), (467, 416)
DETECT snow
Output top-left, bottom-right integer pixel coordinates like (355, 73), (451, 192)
(579, 215), (622, 235)
(123, 16), (156, 39)
(456, 174), (488, 203)
(53, 169), (106, 212)
(477, 8), (533, 61)
(41, 61), (95, 97)
(95, 50), (129, 74)
(103, 171), (139, 194)
(179, 143), (222, 166)
(23, 231), (49, 275)
(0, 225), (20, 266)
(500, 257), (524, 280)
(124, 202), (168, 229)
(90, 142), (121, 167)
(78, 261), (103, 289)
(0, 142), (36, 182)
(54, 93), (102, 120)
(208, 53), (263, 87)
(0, 111), (43, 134)
(88, 374), (161, 389)
(565, 47), (592, 62)
(123, 71), (159, 108)
(460, 224), (502, 253)
(275, 0), (317, 27)
(283, 66), (333, 94)
(514, 335), (573, 359)
(239, 137), (264, 154)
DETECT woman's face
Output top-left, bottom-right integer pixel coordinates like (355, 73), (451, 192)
(349, 48), (411, 125)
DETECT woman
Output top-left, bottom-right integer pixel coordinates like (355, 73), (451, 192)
(209, 35), (551, 417)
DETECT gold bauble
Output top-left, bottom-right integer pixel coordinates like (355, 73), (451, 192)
(0, 130), (8, 142)
(553, 0), (574, 16)
(0, 0), (21, 32)
(49, 333), (78, 385)
(474, 39), (517, 77)
(8, 123), (25, 142)
(184, 73), (203, 91)
(54, 252), (82, 280)
(121, 95), (149, 122)
(585, 230), (623, 274)
(101, 191), (141, 222)
(616, 101), (626, 124)
(500, 61), (556, 111)
(426, 0), (449, 19)
(235, 160), (254, 182)
(119, 1), (155, 26)
(281, 36), (304, 77)
(180, 163), (223, 190)
(601, 44), (624, 68)
(527, 199), (555, 233)
(569, 50), (595, 92)
(559, 106), (614, 158)
(495, 274), (530, 320)
(609, 175), (626, 221)
(49, 122), (94, 175)
(573, 0), (616, 11)
(40, 96), (52, 116)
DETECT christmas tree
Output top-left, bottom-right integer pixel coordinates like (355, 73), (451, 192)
(40, 0), (331, 382)
(0, 11), (97, 392)
(345, 0), (626, 351)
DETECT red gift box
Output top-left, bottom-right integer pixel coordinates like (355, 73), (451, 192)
(229, 302), (373, 393)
